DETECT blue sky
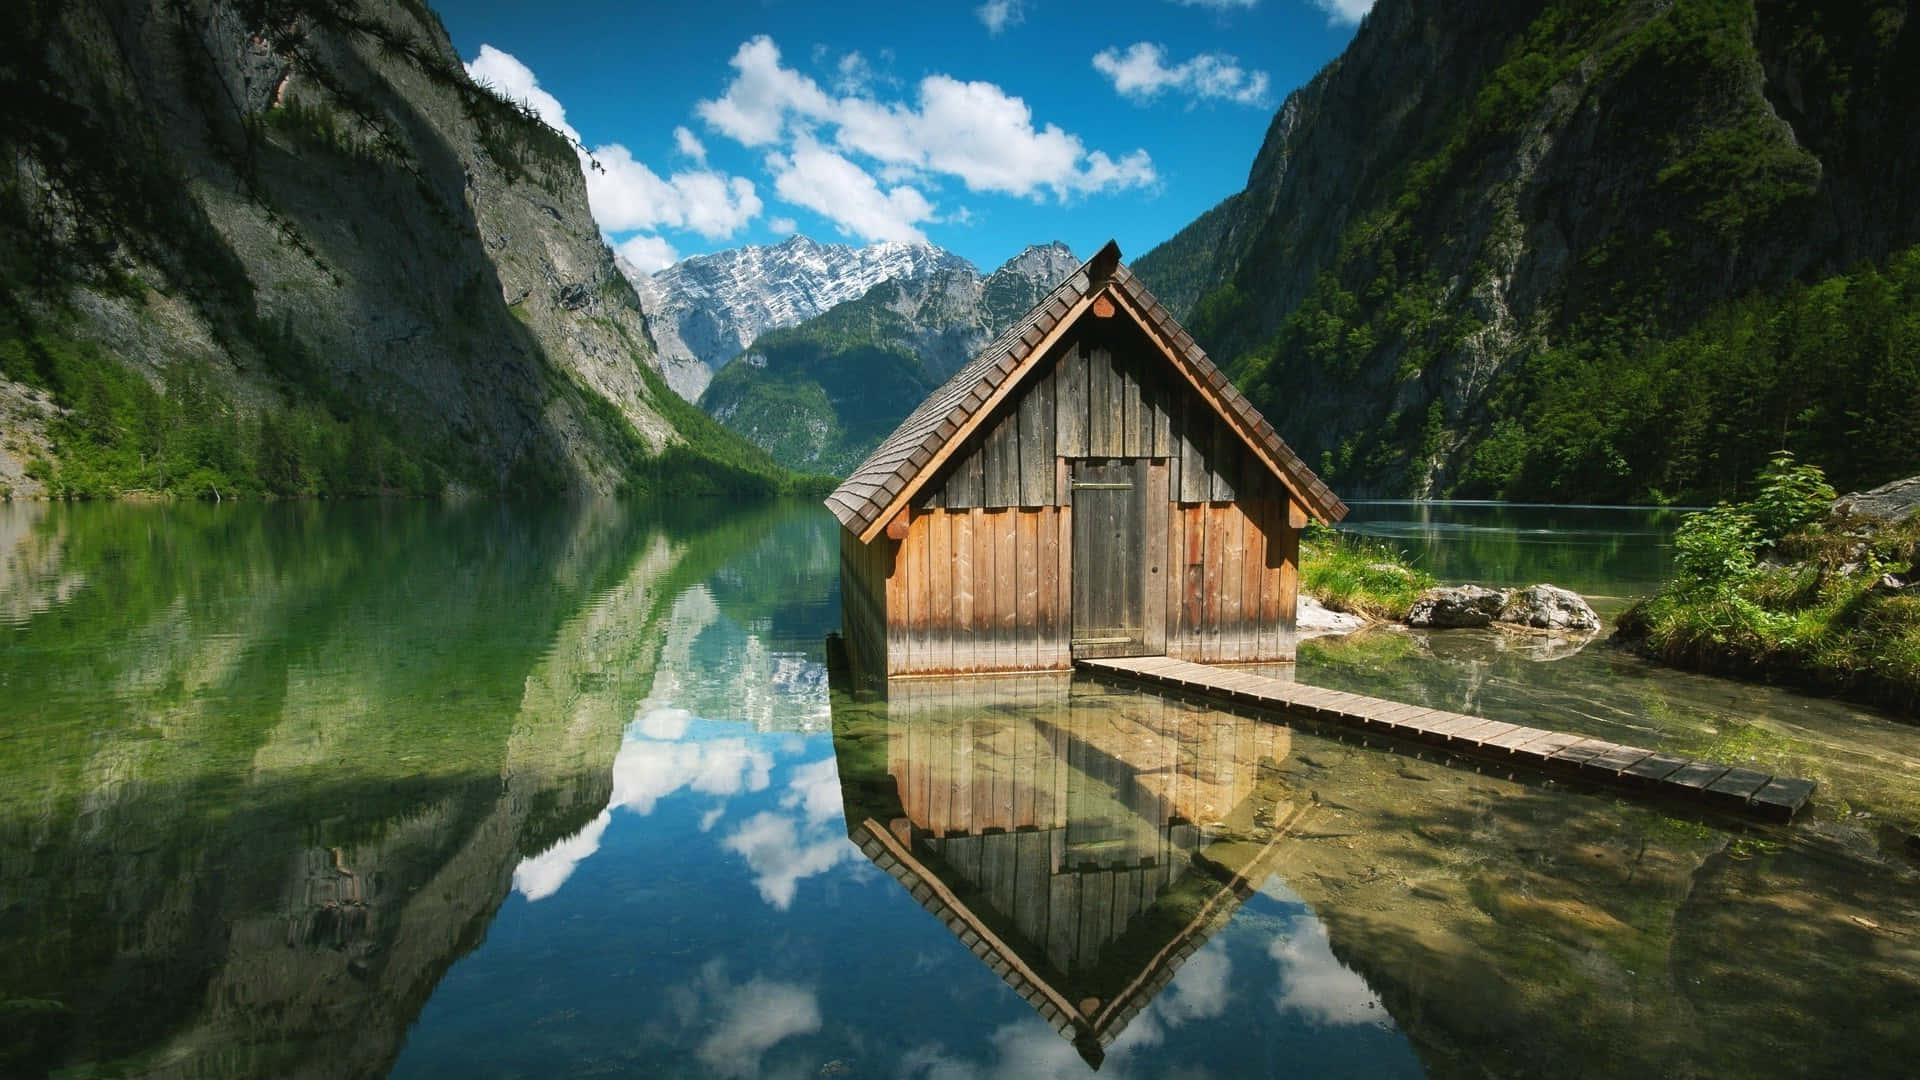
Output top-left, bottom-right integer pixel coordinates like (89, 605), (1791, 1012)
(435, 0), (1370, 272)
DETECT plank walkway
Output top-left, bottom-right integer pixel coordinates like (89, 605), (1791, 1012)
(1078, 656), (1816, 823)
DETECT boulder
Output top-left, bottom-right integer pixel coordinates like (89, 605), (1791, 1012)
(1831, 475), (1920, 524)
(1498, 584), (1600, 631)
(1298, 595), (1368, 638)
(1406, 585), (1508, 628)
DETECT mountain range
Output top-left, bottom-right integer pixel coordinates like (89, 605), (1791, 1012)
(696, 242), (1080, 475)
(624, 236), (977, 402)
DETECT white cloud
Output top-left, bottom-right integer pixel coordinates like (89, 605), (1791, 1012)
(609, 733), (773, 817)
(673, 125), (707, 163)
(1311, 0), (1374, 24)
(697, 35), (1155, 216)
(636, 705), (691, 740)
(780, 757), (843, 825)
(465, 46), (760, 250)
(767, 216), (798, 234)
(977, 0), (1026, 35)
(722, 810), (856, 909)
(834, 51), (881, 95)
(615, 234), (678, 274)
(1093, 42), (1272, 107)
(767, 138), (936, 243)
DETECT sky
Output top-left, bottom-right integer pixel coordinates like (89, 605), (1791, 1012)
(434, 0), (1370, 274)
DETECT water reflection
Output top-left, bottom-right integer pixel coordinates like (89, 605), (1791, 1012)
(830, 675), (1411, 1070)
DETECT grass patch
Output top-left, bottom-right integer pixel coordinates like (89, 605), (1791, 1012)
(1300, 525), (1437, 620)
(1616, 457), (1920, 717)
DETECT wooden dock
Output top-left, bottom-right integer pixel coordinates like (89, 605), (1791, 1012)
(1077, 656), (1817, 823)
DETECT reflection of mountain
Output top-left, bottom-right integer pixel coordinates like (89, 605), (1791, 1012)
(833, 676), (1324, 1066)
(0, 500), (763, 1078)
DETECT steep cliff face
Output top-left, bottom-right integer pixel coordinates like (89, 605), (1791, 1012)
(1136, 0), (1920, 502)
(627, 236), (978, 401)
(698, 242), (1080, 476)
(0, 0), (790, 498)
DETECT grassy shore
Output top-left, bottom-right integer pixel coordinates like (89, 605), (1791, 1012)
(1616, 458), (1920, 718)
(1299, 526), (1437, 620)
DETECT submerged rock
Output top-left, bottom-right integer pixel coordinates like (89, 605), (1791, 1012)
(1407, 586), (1508, 628)
(1499, 584), (1600, 632)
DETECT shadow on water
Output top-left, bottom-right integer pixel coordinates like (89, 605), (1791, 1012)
(0, 497), (803, 1079)
(829, 669), (1920, 1077)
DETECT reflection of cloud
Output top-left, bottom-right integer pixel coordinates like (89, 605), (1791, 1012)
(670, 960), (821, 1078)
(512, 810), (611, 901)
(611, 733), (772, 815)
(1157, 946), (1232, 1023)
(636, 706), (691, 740)
(780, 757), (843, 825)
(1270, 914), (1391, 1028)
(722, 811), (855, 909)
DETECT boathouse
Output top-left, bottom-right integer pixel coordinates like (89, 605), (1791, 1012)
(827, 241), (1347, 679)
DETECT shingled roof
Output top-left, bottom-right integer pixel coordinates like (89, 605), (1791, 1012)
(826, 240), (1347, 541)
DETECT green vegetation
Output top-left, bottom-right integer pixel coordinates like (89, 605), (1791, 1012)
(1617, 455), (1920, 715)
(1145, 0), (1918, 503)
(1299, 525), (1437, 620)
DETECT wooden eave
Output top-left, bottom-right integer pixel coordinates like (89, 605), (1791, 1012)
(827, 241), (1347, 545)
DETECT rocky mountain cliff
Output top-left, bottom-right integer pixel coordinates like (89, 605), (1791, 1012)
(0, 0), (795, 499)
(626, 235), (977, 401)
(698, 242), (1080, 476)
(1135, 0), (1920, 503)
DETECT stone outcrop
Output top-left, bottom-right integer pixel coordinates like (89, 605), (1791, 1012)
(1406, 585), (1508, 628)
(1407, 583), (1597, 632)
(1832, 475), (1920, 524)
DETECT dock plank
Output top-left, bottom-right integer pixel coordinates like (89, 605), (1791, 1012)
(1076, 655), (1815, 823)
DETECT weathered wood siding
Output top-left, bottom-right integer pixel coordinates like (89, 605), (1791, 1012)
(840, 525), (893, 683)
(868, 318), (1304, 675)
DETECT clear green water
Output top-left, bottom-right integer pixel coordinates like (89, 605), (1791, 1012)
(1, 499), (1915, 1078)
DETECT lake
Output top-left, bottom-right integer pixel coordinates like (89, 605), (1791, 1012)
(2, 498), (1916, 1078)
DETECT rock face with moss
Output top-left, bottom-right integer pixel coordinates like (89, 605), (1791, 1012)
(1, 0), (793, 499)
(1135, 0), (1920, 503)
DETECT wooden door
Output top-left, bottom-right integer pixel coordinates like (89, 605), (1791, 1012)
(1071, 459), (1150, 658)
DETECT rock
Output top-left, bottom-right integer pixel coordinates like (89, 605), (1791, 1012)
(1498, 584), (1600, 631)
(1407, 585), (1508, 628)
(1298, 595), (1368, 637)
(1831, 475), (1920, 524)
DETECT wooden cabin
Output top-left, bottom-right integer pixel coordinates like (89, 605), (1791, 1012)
(830, 675), (1304, 1065)
(827, 241), (1347, 680)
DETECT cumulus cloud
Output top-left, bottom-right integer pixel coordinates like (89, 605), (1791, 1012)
(767, 138), (937, 243)
(610, 732), (773, 817)
(767, 216), (798, 235)
(673, 125), (707, 163)
(465, 46), (758, 269)
(1093, 42), (1272, 107)
(722, 810), (856, 909)
(695, 36), (1154, 240)
(512, 809), (611, 901)
(779, 757), (843, 825)
(674, 963), (822, 1079)
(1311, 0), (1374, 24)
(614, 234), (677, 274)
(977, 0), (1026, 35)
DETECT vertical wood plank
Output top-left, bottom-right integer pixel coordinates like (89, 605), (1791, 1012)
(1016, 510), (1039, 671)
(1183, 507), (1205, 658)
(1150, 361), (1173, 458)
(953, 510), (976, 674)
(1206, 503), (1228, 661)
(997, 509), (1019, 670)
(1280, 498), (1302, 632)
(928, 510), (952, 674)
(975, 506), (996, 673)
(885, 537), (906, 675)
(1166, 500), (1185, 656)
(1056, 341), (1088, 458)
(1058, 465), (1074, 659)
(1144, 461), (1169, 655)
(1121, 345), (1147, 457)
(1209, 423), (1239, 502)
(1224, 506), (1247, 662)
(1178, 388), (1209, 503)
(1036, 506), (1058, 669)
(1018, 363), (1056, 507)
(1087, 344), (1114, 456)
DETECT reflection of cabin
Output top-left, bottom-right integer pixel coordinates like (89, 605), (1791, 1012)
(831, 676), (1308, 1065)
(827, 242), (1347, 679)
